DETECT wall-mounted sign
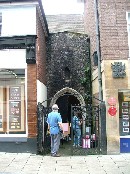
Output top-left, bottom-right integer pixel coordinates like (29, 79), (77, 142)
(108, 106), (117, 116)
(108, 97), (117, 105)
(111, 62), (126, 78)
(120, 102), (130, 135)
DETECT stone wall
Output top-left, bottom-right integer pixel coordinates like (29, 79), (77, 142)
(46, 31), (90, 103)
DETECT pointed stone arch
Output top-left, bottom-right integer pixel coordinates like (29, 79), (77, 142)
(50, 87), (85, 107)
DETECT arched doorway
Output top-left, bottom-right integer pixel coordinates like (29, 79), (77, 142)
(50, 87), (85, 123)
(49, 88), (86, 155)
(56, 93), (80, 123)
(50, 87), (85, 106)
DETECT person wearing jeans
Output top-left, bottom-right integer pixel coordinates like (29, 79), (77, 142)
(72, 112), (82, 147)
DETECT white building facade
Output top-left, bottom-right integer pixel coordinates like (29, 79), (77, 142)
(0, 0), (48, 142)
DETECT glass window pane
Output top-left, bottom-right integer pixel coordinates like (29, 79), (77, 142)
(0, 69), (26, 134)
(118, 90), (130, 136)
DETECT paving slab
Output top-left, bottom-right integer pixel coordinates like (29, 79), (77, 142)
(0, 153), (130, 174)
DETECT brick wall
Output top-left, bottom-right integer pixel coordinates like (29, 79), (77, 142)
(36, 10), (47, 85)
(27, 64), (37, 137)
(27, 10), (48, 138)
(84, 0), (96, 68)
(84, 0), (130, 63)
(99, 0), (129, 60)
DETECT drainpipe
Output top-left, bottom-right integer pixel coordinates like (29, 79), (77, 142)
(94, 0), (103, 102)
(94, 0), (106, 154)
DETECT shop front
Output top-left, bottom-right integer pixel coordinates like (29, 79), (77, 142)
(0, 37), (28, 142)
(0, 69), (26, 141)
(119, 90), (130, 153)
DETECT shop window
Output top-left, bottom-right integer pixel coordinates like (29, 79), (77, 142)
(0, 69), (26, 134)
(118, 90), (130, 136)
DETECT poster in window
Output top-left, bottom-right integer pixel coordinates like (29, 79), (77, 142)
(9, 101), (21, 129)
(123, 121), (129, 127)
(123, 127), (129, 133)
(120, 101), (130, 136)
(9, 86), (21, 100)
(122, 102), (128, 108)
(122, 114), (129, 120)
(122, 108), (129, 114)
(124, 95), (130, 101)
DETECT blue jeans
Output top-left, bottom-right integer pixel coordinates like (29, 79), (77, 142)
(73, 129), (81, 145)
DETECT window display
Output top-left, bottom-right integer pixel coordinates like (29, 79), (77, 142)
(0, 69), (26, 134)
(9, 101), (21, 130)
(119, 91), (130, 136)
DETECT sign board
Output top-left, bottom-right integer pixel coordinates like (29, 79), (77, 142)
(108, 97), (116, 105)
(108, 106), (117, 116)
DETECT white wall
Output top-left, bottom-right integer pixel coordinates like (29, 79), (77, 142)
(0, 49), (26, 68)
(0, 5), (36, 36)
(37, 80), (47, 107)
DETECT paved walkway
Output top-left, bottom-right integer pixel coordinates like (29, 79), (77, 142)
(0, 152), (130, 174)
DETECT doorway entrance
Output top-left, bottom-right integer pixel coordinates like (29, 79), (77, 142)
(56, 93), (80, 123)
(56, 93), (80, 155)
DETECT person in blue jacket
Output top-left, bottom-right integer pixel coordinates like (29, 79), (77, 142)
(47, 104), (63, 157)
(73, 112), (82, 147)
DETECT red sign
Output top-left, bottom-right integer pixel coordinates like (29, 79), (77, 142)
(108, 106), (117, 116)
(108, 97), (116, 105)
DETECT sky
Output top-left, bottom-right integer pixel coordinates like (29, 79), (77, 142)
(42, 0), (84, 15)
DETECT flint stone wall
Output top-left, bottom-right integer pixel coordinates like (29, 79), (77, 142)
(46, 31), (90, 101)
